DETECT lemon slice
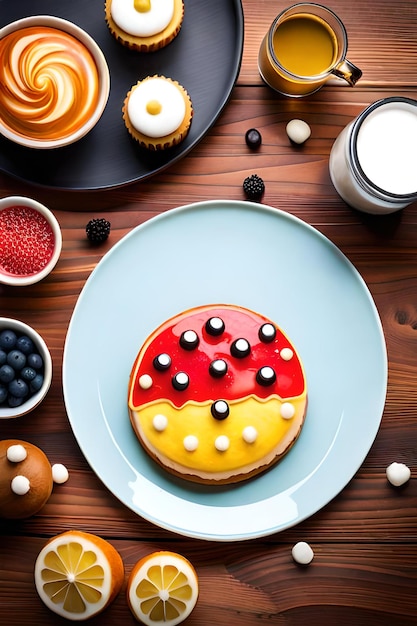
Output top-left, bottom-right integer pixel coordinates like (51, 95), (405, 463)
(127, 551), (199, 625)
(34, 530), (124, 621)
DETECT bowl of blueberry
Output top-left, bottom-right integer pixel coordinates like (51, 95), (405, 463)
(0, 318), (52, 418)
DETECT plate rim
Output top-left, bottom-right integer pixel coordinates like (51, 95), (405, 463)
(63, 200), (388, 541)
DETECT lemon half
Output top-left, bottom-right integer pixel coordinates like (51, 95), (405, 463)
(127, 551), (199, 625)
(34, 530), (124, 621)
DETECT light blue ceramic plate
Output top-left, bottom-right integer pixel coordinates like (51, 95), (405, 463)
(63, 200), (387, 541)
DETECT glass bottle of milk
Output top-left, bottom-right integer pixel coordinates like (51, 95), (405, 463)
(329, 97), (417, 214)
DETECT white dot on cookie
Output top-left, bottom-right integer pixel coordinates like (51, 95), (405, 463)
(153, 414), (168, 432)
(242, 426), (258, 443)
(215, 435), (230, 452)
(280, 402), (295, 419)
(139, 374), (153, 389)
(183, 435), (198, 452)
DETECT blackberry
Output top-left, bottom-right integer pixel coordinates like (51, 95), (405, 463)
(243, 174), (265, 200)
(86, 218), (111, 244)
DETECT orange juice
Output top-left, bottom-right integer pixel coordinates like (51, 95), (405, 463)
(258, 3), (361, 97)
(273, 14), (337, 76)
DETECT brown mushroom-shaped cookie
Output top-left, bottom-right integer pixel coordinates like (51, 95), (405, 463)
(0, 439), (53, 519)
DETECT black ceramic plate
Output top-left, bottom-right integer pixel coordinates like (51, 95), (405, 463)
(0, 0), (243, 190)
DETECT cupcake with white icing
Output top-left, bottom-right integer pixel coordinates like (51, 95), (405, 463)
(122, 75), (193, 150)
(105, 0), (184, 51)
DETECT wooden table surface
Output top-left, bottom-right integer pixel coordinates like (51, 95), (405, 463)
(1, 1), (416, 624)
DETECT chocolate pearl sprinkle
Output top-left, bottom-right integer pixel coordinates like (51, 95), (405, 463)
(259, 323), (276, 343)
(209, 359), (228, 378)
(256, 366), (276, 386)
(180, 329), (199, 350)
(230, 338), (251, 358)
(211, 400), (229, 420)
(153, 353), (171, 371)
(172, 371), (189, 391)
(205, 316), (225, 336)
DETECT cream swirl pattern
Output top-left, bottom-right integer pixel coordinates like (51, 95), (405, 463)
(110, 0), (175, 37)
(0, 26), (100, 141)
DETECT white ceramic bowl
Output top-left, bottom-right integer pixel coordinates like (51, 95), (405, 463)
(0, 15), (110, 149)
(0, 196), (62, 286)
(0, 318), (52, 419)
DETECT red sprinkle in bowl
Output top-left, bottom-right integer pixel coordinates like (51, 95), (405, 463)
(0, 196), (62, 286)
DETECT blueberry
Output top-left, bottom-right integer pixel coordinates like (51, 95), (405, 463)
(9, 378), (29, 399)
(0, 329), (17, 350)
(8, 395), (24, 408)
(16, 335), (35, 355)
(30, 374), (44, 392)
(27, 353), (43, 370)
(0, 364), (15, 384)
(0, 350), (6, 366)
(7, 350), (26, 371)
(245, 128), (262, 150)
(0, 383), (7, 404)
(21, 366), (37, 381)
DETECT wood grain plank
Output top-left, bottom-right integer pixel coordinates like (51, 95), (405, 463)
(1, 1), (416, 624)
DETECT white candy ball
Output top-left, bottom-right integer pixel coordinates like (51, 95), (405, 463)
(386, 462), (411, 486)
(215, 435), (230, 452)
(52, 463), (69, 484)
(286, 119), (311, 144)
(6, 444), (27, 463)
(292, 541), (314, 565)
(139, 374), (153, 390)
(11, 475), (30, 496)
(153, 414), (168, 432)
(183, 435), (199, 452)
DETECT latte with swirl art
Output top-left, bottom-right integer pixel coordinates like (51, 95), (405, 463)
(0, 26), (101, 143)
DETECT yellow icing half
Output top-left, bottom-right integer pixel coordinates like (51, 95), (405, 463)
(130, 393), (307, 474)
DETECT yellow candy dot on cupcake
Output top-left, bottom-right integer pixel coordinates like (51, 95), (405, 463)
(147, 100), (162, 115)
(135, 0), (151, 11)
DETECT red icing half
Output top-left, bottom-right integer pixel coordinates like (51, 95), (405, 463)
(130, 305), (306, 409)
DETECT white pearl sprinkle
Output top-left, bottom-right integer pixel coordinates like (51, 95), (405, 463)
(280, 347), (294, 361)
(153, 414), (168, 432)
(386, 462), (411, 486)
(11, 475), (30, 496)
(215, 435), (230, 452)
(6, 444), (27, 463)
(286, 119), (311, 144)
(242, 426), (258, 443)
(281, 402), (295, 419)
(139, 374), (153, 390)
(183, 435), (198, 451)
(292, 541), (314, 565)
(52, 463), (69, 484)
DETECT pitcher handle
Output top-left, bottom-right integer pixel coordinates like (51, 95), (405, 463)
(332, 60), (362, 86)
